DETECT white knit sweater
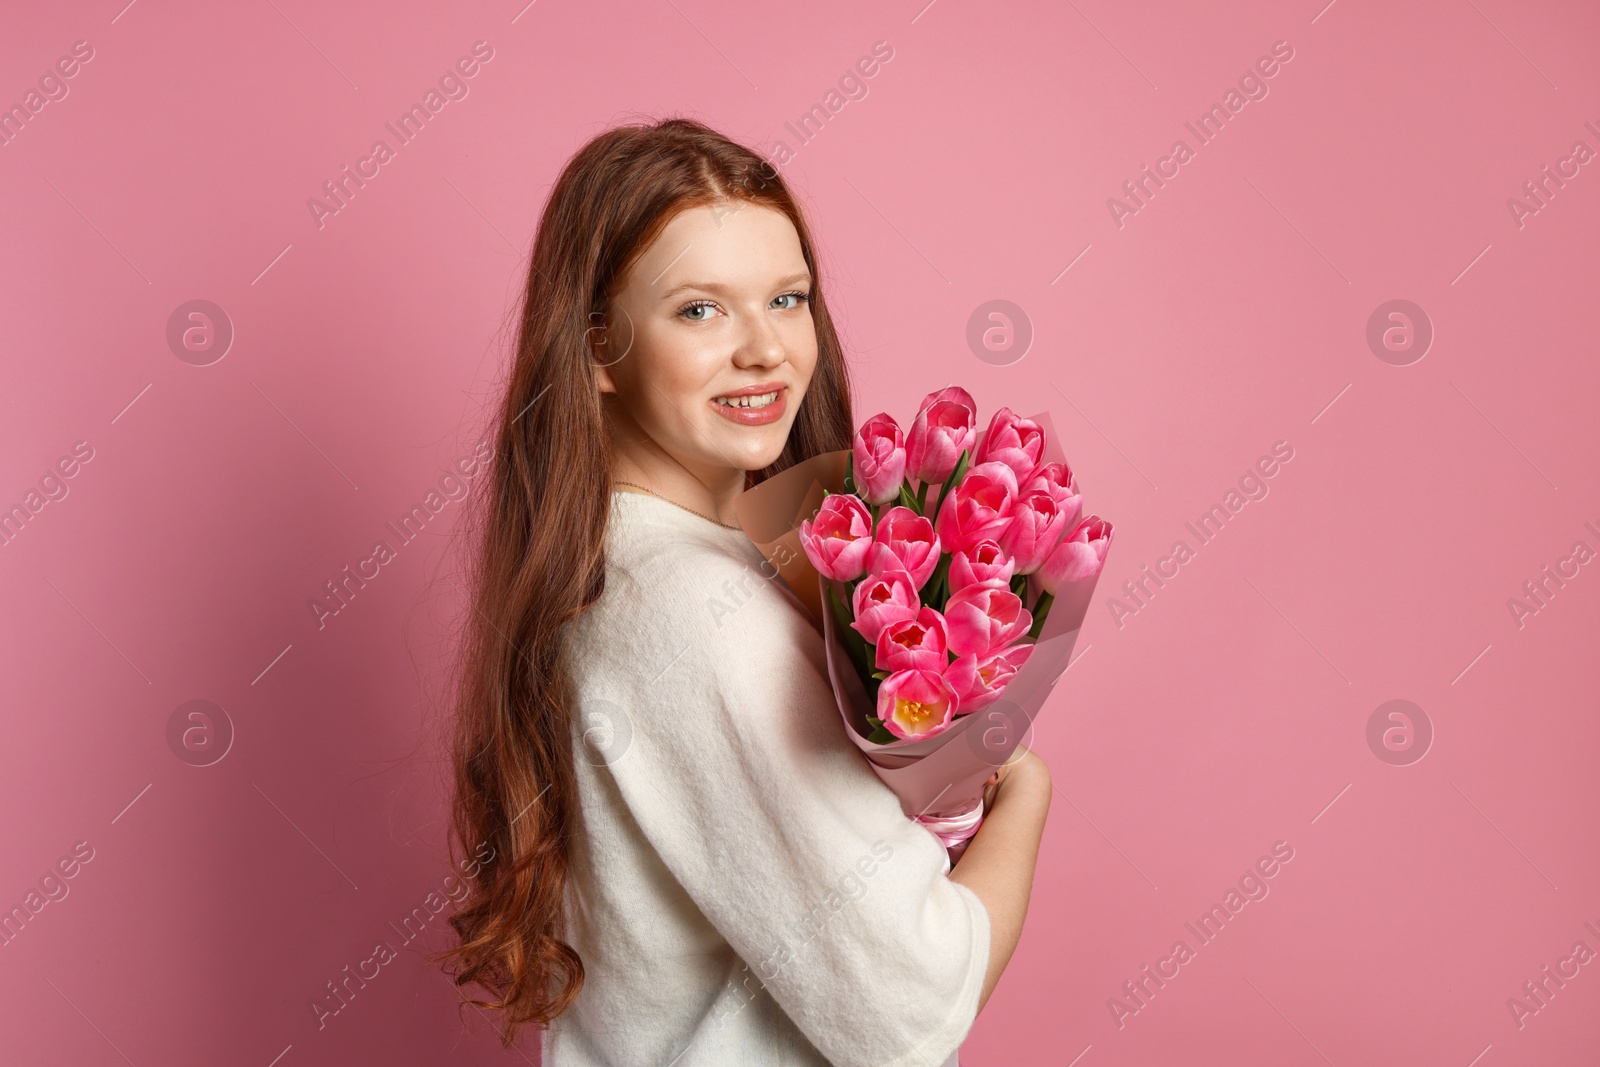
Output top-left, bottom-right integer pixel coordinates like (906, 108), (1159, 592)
(542, 489), (990, 1066)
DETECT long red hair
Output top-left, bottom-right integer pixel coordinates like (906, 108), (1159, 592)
(435, 117), (854, 1046)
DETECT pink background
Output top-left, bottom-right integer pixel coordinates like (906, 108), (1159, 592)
(3, 0), (1597, 1063)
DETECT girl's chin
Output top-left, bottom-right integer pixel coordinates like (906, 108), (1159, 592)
(714, 436), (790, 475)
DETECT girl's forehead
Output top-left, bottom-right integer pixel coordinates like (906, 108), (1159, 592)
(623, 204), (806, 299)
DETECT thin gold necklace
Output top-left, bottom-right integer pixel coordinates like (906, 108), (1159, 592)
(613, 480), (743, 530)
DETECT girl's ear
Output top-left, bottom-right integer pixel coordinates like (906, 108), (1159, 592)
(594, 360), (619, 395)
(586, 307), (629, 395)
(586, 312), (617, 394)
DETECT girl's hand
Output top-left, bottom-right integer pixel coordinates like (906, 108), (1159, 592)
(951, 744), (1052, 1017)
(981, 769), (1003, 814)
(982, 746), (1049, 814)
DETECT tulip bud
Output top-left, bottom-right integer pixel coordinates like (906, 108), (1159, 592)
(906, 387), (978, 484)
(851, 413), (907, 505)
(1038, 516), (1113, 594)
(798, 493), (875, 581)
(868, 507), (941, 589)
(934, 461), (1018, 555)
(974, 408), (1046, 481)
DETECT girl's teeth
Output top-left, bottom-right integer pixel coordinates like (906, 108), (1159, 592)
(718, 391), (779, 409)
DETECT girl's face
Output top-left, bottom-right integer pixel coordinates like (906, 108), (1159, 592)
(596, 201), (818, 481)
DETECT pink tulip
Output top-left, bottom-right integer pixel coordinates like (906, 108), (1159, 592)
(948, 540), (1015, 596)
(944, 583), (1033, 658)
(798, 493), (874, 581)
(1022, 462), (1084, 532)
(946, 644), (1034, 714)
(974, 408), (1046, 481)
(877, 668), (960, 740)
(1038, 516), (1114, 595)
(851, 568), (920, 645)
(934, 461), (1018, 555)
(867, 507), (941, 589)
(875, 607), (950, 673)
(906, 387), (978, 484)
(998, 489), (1072, 575)
(852, 413), (907, 505)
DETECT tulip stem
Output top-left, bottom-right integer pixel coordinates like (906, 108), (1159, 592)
(932, 450), (970, 518)
(915, 479), (930, 516)
(919, 555), (952, 611)
(898, 482), (921, 514)
(1028, 591), (1054, 640)
(829, 582), (877, 681)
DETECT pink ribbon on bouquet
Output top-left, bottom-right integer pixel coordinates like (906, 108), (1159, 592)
(914, 801), (985, 863)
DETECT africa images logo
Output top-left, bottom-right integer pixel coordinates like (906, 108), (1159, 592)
(306, 41), (495, 230)
(1106, 40), (1296, 229)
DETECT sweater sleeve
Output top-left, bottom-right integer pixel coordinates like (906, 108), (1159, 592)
(579, 541), (991, 1067)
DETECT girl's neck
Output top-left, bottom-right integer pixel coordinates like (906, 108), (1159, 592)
(611, 455), (745, 528)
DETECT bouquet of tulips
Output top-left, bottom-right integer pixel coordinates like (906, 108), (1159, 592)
(735, 387), (1113, 860)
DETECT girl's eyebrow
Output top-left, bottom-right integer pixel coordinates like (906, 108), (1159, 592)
(658, 272), (813, 301)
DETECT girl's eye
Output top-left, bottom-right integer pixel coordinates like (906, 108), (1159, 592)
(678, 292), (810, 320)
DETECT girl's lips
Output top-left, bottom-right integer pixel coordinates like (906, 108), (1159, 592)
(710, 386), (787, 426)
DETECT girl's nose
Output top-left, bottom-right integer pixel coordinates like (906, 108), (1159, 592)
(732, 309), (787, 369)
